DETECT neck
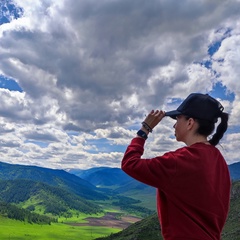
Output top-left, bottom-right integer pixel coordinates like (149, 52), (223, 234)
(185, 135), (209, 146)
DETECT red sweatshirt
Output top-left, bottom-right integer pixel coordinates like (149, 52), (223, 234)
(121, 137), (231, 240)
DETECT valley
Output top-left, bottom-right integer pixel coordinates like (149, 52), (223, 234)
(0, 200), (143, 240)
(0, 161), (155, 239)
(67, 212), (141, 229)
(0, 161), (239, 240)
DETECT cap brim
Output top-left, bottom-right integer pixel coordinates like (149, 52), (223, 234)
(165, 110), (181, 119)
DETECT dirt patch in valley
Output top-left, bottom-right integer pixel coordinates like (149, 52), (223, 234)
(68, 212), (142, 229)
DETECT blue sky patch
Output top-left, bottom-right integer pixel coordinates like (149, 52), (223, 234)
(208, 41), (221, 56)
(0, 75), (23, 92)
(0, 1), (23, 25)
(24, 140), (49, 148)
(210, 82), (235, 102)
(86, 138), (126, 153)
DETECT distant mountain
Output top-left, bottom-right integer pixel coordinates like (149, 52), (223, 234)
(69, 167), (156, 211)
(228, 162), (240, 180)
(69, 167), (134, 187)
(70, 161), (240, 189)
(69, 160), (240, 194)
(0, 161), (107, 200)
(0, 179), (102, 216)
(115, 178), (156, 196)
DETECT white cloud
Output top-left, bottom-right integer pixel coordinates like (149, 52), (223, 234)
(221, 133), (240, 164)
(229, 96), (240, 126)
(0, 89), (31, 121)
(212, 34), (240, 96)
(0, 0), (239, 168)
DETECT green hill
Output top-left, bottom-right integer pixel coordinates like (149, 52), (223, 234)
(0, 161), (107, 200)
(0, 179), (102, 216)
(221, 180), (240, 239)
(95, 180), (240, 240)
(95, 214), (162, 240)
(0, 162), (156, 220)
(0, 201), (56, 224)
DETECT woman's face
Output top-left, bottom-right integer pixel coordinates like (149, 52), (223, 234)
(173, 115), (189, 142)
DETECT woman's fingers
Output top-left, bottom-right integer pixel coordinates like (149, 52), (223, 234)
(143, 110), (165, 130)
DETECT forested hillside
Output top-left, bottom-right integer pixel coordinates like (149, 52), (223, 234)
(0, 162), (156, 226)
(0, 161), (107, 200)
(0, 179), (102, 216)
(0, 202), (57, 224)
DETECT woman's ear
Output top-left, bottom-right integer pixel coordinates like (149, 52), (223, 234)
(187, 118), (196, 130)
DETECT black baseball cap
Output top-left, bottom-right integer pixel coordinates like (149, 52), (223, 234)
(165, 93), (224, 122)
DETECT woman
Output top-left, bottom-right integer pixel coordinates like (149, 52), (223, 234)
(121, 93), (231, 240)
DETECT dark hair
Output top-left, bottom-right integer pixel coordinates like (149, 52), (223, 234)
(185, 112), (229, 146)
(208, 112), (229, 146)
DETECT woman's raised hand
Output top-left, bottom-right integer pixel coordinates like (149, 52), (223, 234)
(142, 110), (165, 131)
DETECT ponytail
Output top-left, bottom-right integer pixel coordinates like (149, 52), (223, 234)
(209, 112), (229, 146)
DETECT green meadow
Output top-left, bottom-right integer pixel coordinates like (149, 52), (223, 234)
(0, 216), (120, 240)
(0, 197), (144, 240)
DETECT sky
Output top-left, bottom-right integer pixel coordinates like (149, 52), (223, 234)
(0, 0), (239, 170)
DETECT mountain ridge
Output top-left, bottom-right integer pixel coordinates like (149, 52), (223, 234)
(0, 161), (107, 200)
(69, 167), (134, 187)
(228, 161), (240, 180)
(0, 178), (102, 216)
(69, 161), (240, 189)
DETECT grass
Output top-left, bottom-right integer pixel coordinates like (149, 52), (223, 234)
(0, 216), (120, 240)
(58, 211), (105, 223)
(0, 193), (150, 240)
(119, 189), (157, 212)
(0, 202), (136, 240)
(129, 192), (156, 211)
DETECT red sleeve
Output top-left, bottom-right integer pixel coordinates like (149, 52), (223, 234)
(121, 137), (177, 189)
